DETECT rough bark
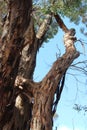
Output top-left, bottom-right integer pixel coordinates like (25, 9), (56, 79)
(30, 38), (79, 130)
(0, 1), (80, 130)
(54, 14), (68, 32)
(0, 0), (33, 128)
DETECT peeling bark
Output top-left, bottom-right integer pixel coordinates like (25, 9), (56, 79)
(0, 1), (80, 130)
(36, 14), (52, 39)
(0, 0), (32, 126)
(31, 32), (79, 130)
(31, 91), (53, 130)
(18, 17), (37, 79)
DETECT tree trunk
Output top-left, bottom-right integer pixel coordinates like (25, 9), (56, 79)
(0, 1), (79, 130)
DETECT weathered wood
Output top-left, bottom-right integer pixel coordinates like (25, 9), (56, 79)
(54, 14), (68, 32)
(30, 30), (80, 130)
(0, 0), (32, 126)
(0, 1), (80, 130)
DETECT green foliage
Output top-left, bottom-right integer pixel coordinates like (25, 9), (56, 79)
(33, 0), (87, 42)
(33, 0), (87, 23)
(62, 0), (87, 24)
(0, 0), (87, 41)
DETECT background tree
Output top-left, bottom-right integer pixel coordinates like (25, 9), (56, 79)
(0, 0), (87, 130)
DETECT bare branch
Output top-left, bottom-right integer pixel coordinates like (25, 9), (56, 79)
(41, 30), (79, 93)
(54, 14), (68, 32)
(72, 60), (87, 66)
(70, 65), (87, 75)
(25, 27), (80, 129)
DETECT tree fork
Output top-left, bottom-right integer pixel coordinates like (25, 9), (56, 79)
(30, 29), (79, 130)
(0, 1), (80, 130)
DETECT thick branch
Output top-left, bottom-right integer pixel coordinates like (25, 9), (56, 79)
(36, 14), (52, 39)
(30, 30), (80, 130)
(42, 47), (79, 92)
(14, 75), (41, 96)
(41, 29), (79, 103)
(35, 14), (52, 48)
(54, 14), (68, 32)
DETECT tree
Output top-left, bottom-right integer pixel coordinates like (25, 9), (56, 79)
(0, 0), (87, 130)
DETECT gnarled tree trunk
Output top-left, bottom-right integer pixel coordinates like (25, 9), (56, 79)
(0, 0), (79, 130)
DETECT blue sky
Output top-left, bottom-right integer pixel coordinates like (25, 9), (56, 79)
(33, 17), (87, 130)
